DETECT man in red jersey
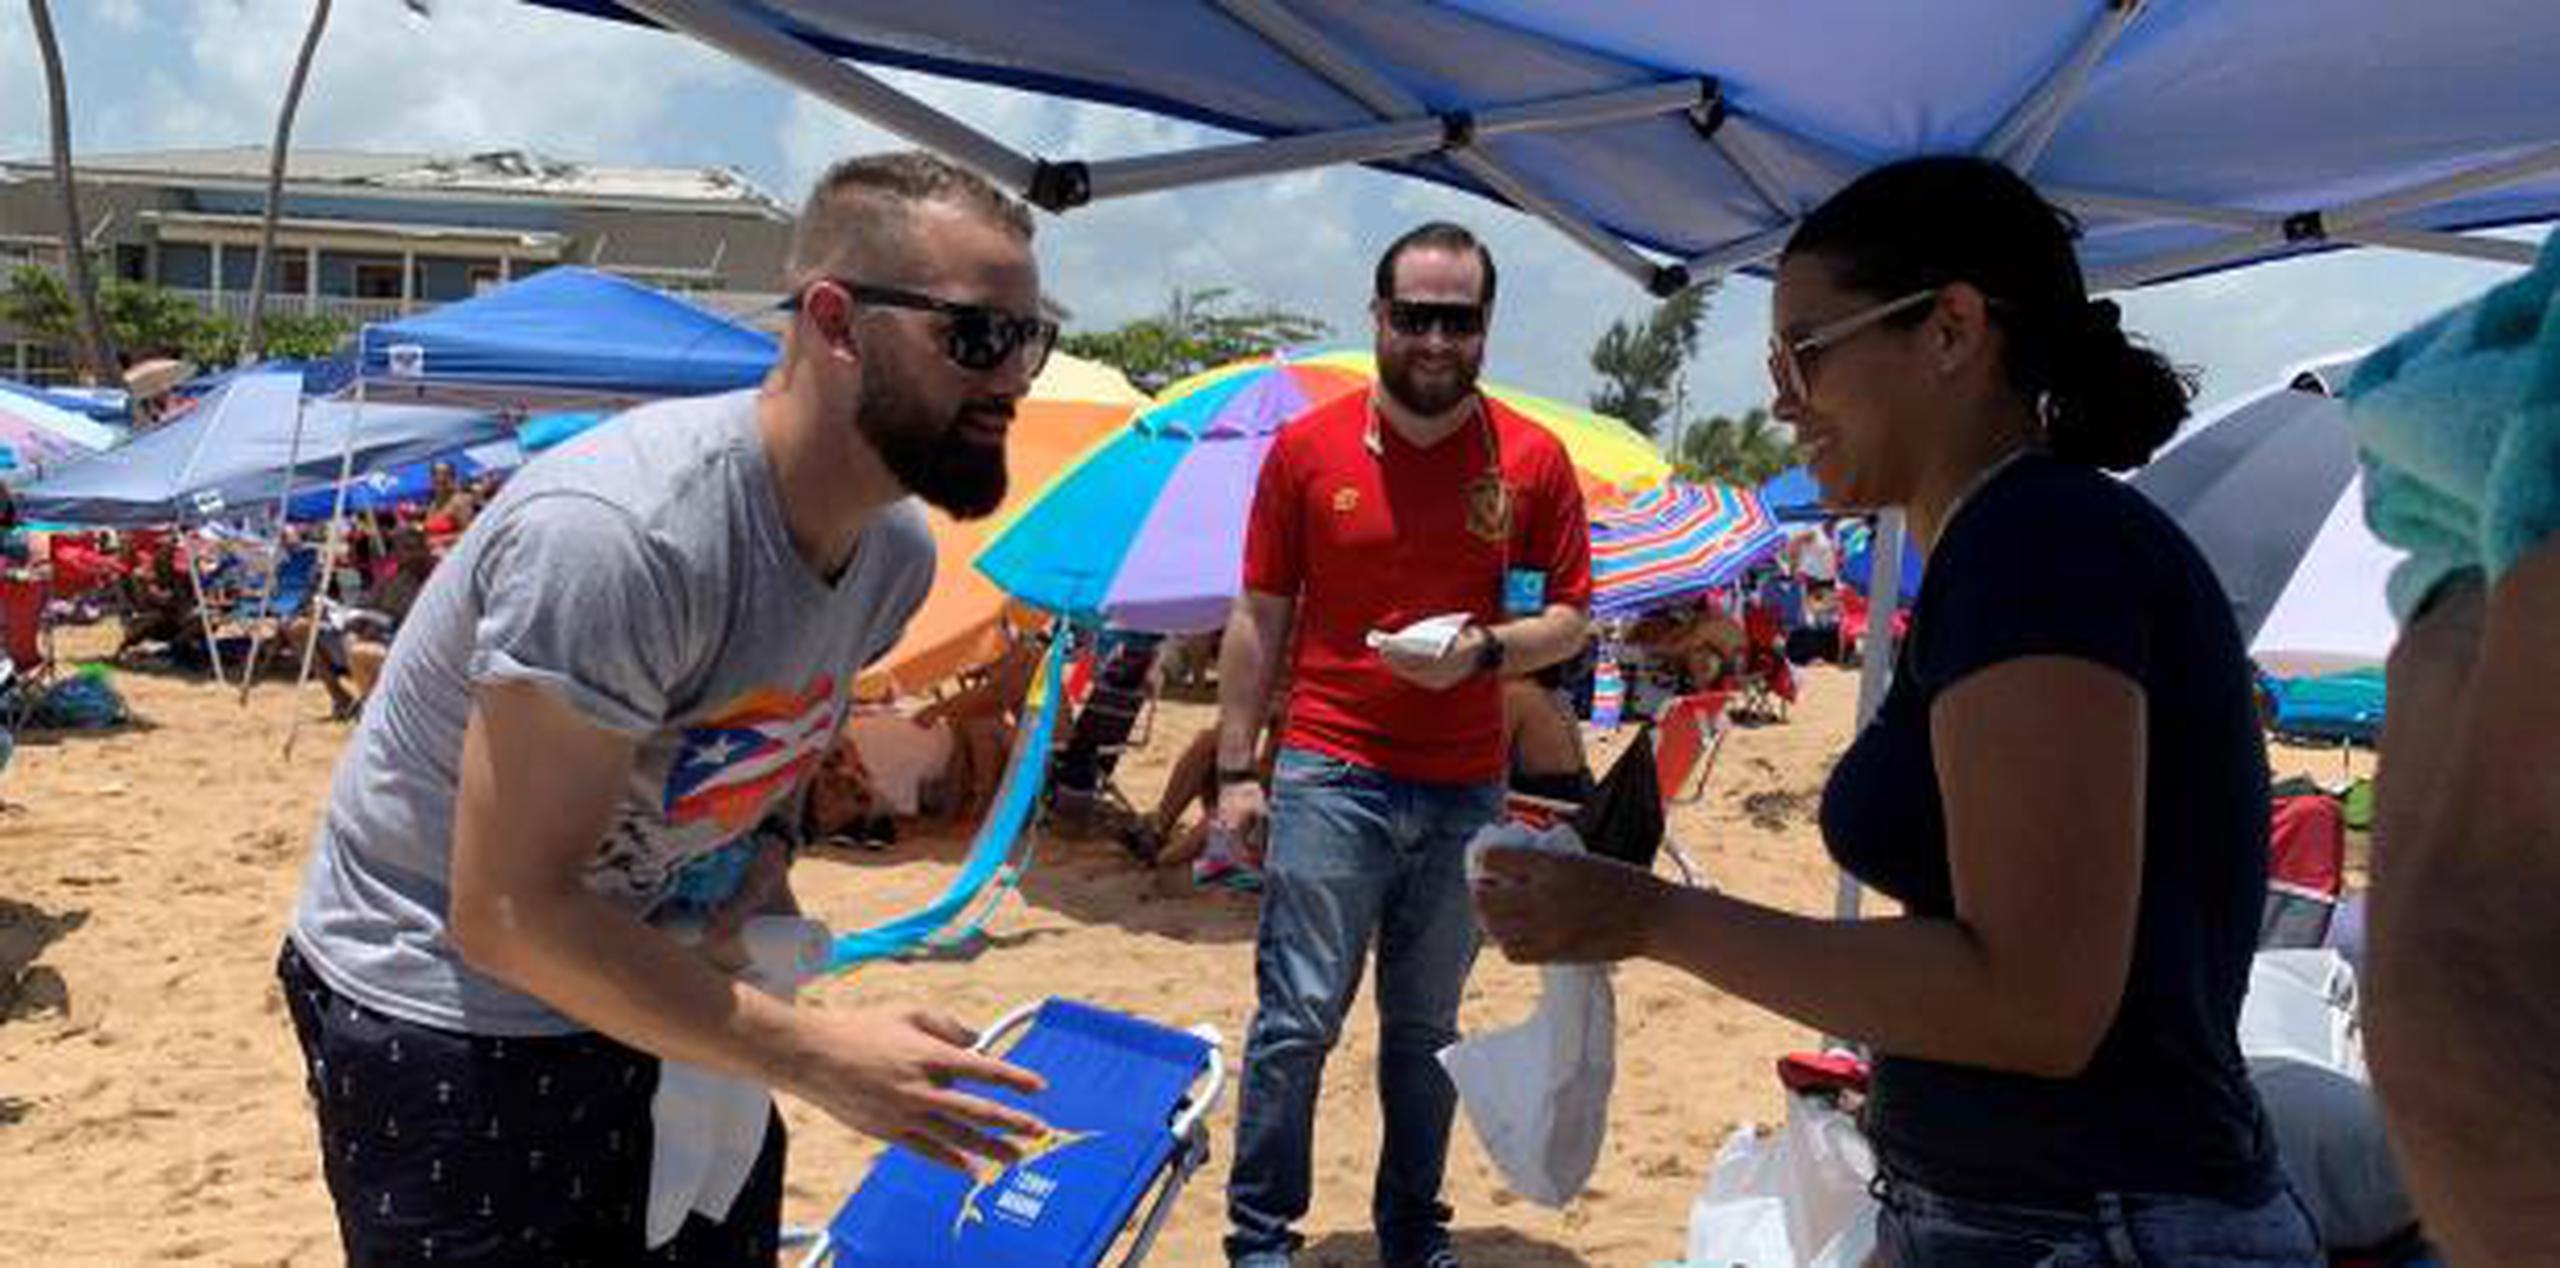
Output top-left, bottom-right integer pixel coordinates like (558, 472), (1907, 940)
(1212, 222), (1593, 1268)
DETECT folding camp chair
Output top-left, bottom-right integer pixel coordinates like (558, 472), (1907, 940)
(0, 573), (53, 729)
(1653, 689), (1731, 808)
(1735, 599), (1797, 722)
(804, 998), (1227, 1267)
(1048, 629), (1163, 835)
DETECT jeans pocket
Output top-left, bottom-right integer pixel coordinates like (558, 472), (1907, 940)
(1273, 748), (1358, 789)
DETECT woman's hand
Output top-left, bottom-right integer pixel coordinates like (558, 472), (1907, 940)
(1472, 845), (1672, 964)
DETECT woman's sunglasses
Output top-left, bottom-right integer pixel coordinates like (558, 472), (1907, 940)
(1767, 288), (1939, 402)
(794, 279), (1060, 375)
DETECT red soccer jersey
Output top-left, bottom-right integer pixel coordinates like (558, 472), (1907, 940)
(1241, 389), (1592, 785)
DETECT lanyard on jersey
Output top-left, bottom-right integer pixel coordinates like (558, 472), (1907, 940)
(1365, 393), (1514, 599)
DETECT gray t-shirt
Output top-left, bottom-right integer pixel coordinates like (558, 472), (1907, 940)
(289, 390), (933, 1036)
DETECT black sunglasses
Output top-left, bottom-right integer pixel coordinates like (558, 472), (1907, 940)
(1384, 298), (1487, 339)
(793, 279), (1059, 375)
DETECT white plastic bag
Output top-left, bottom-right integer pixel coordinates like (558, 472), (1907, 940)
(2238, 947), (2363, 1077)
(1365, 611), (1473, 659)
(1441, 819), (1616, 1207)
(1684, 1092), (1877, 1268)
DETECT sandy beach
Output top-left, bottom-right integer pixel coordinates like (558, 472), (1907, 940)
(0, 623), (2368, 1266)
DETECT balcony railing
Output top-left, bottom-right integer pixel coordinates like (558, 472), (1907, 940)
(163, 289), (416, 327)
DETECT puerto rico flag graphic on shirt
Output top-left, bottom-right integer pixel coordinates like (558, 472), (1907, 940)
(662, 675), (841, 836)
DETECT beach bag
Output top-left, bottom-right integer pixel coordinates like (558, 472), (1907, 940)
(1443, 819), (1616, 1207)
(30, 666), (128, 730)
(1684, 1092), (1878, 1267)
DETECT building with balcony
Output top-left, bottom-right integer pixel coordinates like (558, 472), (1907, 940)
(0, 146), (795, 383)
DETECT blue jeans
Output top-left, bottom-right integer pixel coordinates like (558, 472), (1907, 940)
(1876, 1173), (2323, 1267)
(1225, 749), (1502, 1268)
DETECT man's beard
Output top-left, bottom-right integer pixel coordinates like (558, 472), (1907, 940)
(858, 373), (1010, 520)
(1378, 345), (1481, 418)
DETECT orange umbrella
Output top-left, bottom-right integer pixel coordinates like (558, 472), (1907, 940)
(855, 352), (1145, 697)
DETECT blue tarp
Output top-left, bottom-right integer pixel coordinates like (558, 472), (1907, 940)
(533, 1), (2560, 291)
(308, 266), (776, 408)
(12, 373), (509, 528)
(0, 377), (127, 426)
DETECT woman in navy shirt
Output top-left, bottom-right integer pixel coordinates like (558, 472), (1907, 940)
(1476, 157), (2319, 1265)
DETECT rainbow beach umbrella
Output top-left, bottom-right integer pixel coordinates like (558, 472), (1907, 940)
(1589, 480), (1785, 618)
(975, 348), (1669, 632)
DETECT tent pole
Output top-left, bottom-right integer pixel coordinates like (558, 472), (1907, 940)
(284, 327), (370, 759)
(237, 390), (316, 706)
(1981, 0), (2148, 174)
(613, 0), (1039, 194)
(1080, 79), (1706, 202)
(185, 527), (232, 692)
(1211, 0), (1680, 293)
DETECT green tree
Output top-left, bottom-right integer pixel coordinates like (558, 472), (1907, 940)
(1587, 279), (1716, 438)
(1060, 286), (1329, 394)
(1676, 405), (1796, 487)
(3, 266), (347, 367)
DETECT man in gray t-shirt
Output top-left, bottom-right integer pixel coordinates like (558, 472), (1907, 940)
(279, 152), (1063, 1264)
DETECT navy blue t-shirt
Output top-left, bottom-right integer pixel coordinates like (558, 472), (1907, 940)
(1820, 453), (2279, 1204)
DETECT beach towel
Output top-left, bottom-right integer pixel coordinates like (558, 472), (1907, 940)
(2345, 234), (2560, 622)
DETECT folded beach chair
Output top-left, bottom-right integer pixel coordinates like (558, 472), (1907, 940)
(1735, 600), (1796, 721)
(804, 998), (1227, 1267)
(1048, 629), (1163, 834)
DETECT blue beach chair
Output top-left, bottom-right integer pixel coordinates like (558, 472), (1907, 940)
(801, 998), (1228, 1267)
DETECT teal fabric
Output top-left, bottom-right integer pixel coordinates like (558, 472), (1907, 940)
(2345, 234), (2560, 621)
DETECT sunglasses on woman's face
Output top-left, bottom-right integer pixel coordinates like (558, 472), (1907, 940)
(1384, 298), (1488, 339)
(795, 279), (1059, 376)
(1768, 288), (1940, 402)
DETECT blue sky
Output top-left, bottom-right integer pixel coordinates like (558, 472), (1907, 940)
(1, 0), (2535, 436)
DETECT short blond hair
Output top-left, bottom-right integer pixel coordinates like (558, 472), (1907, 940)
(787, 151), (1034, 285)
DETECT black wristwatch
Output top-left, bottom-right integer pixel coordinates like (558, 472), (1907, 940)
(1216, 765), (1260, 786)
(1473, 627), (1505, 676)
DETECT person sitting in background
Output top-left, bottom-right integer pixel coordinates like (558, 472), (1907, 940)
(826, 633), (1043, 832)
(1504, 667), (1591, 807)
(419, 461), (480, 549)
(287, 526), (439, 720)
(1120, 673), (1290, 880)
(0, 487), (32, 570)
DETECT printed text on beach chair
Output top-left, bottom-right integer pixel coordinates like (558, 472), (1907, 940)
(2263, 794), (2347, 950)
(807, 998), (1226, 1267)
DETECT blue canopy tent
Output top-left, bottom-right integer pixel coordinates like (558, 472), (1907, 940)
(307, 265), (778, 411)
(12, 373), (507, 529)
(523, 0), (2560, 940)
(282, 438), (528, 522)
(1757, 466), (1826, 524)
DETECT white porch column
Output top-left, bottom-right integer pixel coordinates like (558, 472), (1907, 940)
(400, 250), (416, 313)
(304, 245), (320, 315)
(210, 240), (225, 307)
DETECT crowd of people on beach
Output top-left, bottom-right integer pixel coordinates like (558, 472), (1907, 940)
(7, 142), (2553, 1268)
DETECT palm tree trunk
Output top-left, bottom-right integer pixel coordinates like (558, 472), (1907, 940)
(26, 0), (119, 384)
(242, 0), (333, 366)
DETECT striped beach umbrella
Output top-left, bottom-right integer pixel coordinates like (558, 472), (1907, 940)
(975, 348), (1669, 632)
(1589, 480), (1786, 617)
